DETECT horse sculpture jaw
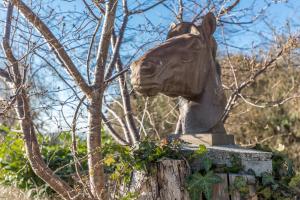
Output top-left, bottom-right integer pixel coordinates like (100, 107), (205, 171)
(132, 84), (160, 96)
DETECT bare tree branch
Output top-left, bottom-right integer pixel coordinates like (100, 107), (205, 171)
(176, 0), (183, 22)
(11, 0), (92, 96)
(86, 17), (102, 84)
(94, 0), (117, 87)
(101, 112), (129, 145)
(88, 0), (118, 198)
(222, 36), (299, 122)
(71, 95), (94, 199)
(0, 68), (12, 82)
(82, 0), (101, 20)
(104, 0), (129, 81)
(219, 0), (241, 16)
(129, 0), (167, 15)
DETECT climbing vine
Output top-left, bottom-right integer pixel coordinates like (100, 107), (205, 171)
(103, 139), (300, 200)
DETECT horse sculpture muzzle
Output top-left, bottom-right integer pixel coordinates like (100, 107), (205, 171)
(131, 58), (163, 96)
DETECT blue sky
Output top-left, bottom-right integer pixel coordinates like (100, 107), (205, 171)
(225, 0), (300, 50)
(1, 0), (300, 133)
(2, 0), (298, 53)
(2, 0), (298, 57)
(111, 0), (300, 57)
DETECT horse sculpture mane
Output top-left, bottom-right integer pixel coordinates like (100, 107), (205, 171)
(131, 13), (234, 144)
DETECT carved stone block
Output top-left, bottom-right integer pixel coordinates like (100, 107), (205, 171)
(184, 145), (273, 176)
(179, 133), (235, 146)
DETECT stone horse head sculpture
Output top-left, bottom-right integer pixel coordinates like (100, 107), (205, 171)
(131, 13), (234, 145)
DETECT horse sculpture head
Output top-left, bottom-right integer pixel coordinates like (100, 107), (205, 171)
(131, 13), (232, 142)
(131, 13), (219, 100)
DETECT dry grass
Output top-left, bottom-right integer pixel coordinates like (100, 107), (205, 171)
(0, 185), (51, 200)
(0, 185), (30, 200)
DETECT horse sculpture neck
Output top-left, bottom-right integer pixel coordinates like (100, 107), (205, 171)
(176, 60), (227, 135)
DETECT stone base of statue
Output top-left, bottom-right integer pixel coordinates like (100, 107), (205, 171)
(183, 144), (273, 176)
(130, 144), (272, 199)
(179, 133), (235, 146)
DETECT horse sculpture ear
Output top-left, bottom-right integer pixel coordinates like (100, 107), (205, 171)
(190, 25), (201, 35)
(201, 12), (216, 37)
(169, 22), (176, 30)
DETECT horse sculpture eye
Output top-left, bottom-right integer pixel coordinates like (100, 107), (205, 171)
(181, 54), (193, 63)
(141, 65), (156, 76)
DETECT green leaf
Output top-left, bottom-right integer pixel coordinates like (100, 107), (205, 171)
(232, 176), (249, 196)
(259, 187), (272, 199)
(187, 173), (204, 200)
(233, 176), (247, 188)
(186, 171), (222, 200)
(227, 155), (243, 173)
(104, 154), (116, 166)
(202, 157), (212, 172)
(262, 173), (275, 186)
(289, 174), (300, 188)
(196, 145), (207, 156)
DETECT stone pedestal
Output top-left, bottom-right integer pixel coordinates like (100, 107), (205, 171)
(179, 133), (235, 145)
(183, 145), (273, 176)
(131, 145), (272, 199)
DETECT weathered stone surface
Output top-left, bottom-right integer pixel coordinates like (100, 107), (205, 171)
(179, 133), (235, 145)
(183, 145), (272, 176)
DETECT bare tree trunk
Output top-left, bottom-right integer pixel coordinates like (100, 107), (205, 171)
(87, 92), (106, 199)
(133, 160), (190, 200)
(89, 0), (118, 198)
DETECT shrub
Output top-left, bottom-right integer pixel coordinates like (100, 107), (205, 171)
(0, 125), (87, 198)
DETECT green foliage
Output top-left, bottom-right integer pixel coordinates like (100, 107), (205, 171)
(104, 143), (221, 200)
(289, 174), (300, 189)
(1, 123), (299, 200)
(258, 187), (272, 199)
(202, 157), (213, 173)
(261, 173), (276, 187)
(0, 126), (88, 198)
(186, 145), (223, 200)
(194, 144), (207, 156)
(103, 138), (182, 182)
(0, 127), (34, 189)
(186, 171), (223, 200)
(255, 152), (299, 199)
(227, 155), (244, 173)
(119, 192), (139, 200)
(0, 125), (184, 199)
(188, 144), (207, 159)
(231, 176), (249, 197)
(102, 138), (183, 199)
(133, 139), (182, 170)
(272, 152), (295, 181)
